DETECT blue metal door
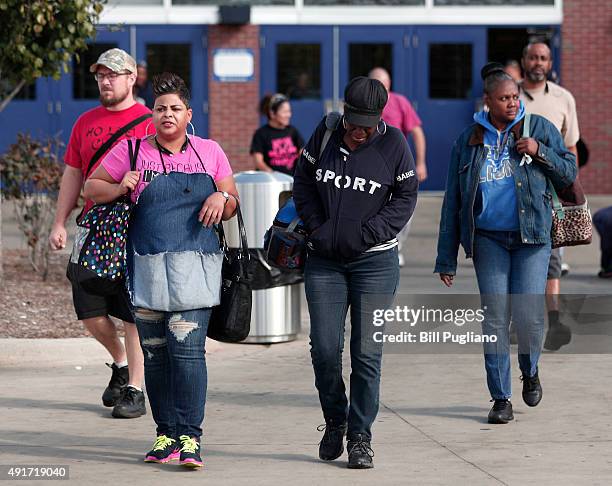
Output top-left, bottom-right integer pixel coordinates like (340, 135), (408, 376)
(338, 26), (411, 99)
(0, 77), (54, 153)
(135, 25), (208, 138)
(260, 26), (334, 143)
(413, 27), (486, 191)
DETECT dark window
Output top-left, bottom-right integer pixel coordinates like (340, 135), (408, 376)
(349, 43), (392, 81)
(435, 0), (552, 4)
(277, 44), (321, 100)
(73, 43), (118, 99)
(146, 44), (192, 91)
(429, 44), (472, 99)
(487, 27), (556, 73)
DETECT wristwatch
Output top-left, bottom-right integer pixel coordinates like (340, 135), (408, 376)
(218, 191), (230, 206)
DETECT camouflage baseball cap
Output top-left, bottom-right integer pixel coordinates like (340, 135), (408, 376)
(89, 48), (137, 74)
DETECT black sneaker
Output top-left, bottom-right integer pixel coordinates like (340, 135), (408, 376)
(179, 435), (203, 468)
(112, 386), (146, 418)
(347, 434), (374, 469)
(144, 435), (179, 464)
(521, 370), (543, 407)
(317, 421), (347, 461)
(102, 363), (129, 407)
(544, 323), (572, 351)
(488, 399), (514, 424)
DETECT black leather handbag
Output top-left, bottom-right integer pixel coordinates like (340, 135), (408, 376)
(208, 202), (252, 343)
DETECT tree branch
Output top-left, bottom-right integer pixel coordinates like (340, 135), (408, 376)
(0, 79), (26, 113)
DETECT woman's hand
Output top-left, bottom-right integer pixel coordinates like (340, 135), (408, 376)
(439, 273), (454, 287)
(199, 192), (227, 227)
(119, 171), (140, 195)
(516, 137), (539, 158)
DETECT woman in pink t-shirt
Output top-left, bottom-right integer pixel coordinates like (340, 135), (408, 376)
(84, 73), (238, 469)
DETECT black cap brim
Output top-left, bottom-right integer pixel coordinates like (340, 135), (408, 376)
(344, 107), (381, 128)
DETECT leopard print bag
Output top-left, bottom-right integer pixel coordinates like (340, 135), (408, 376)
(550, 198), (593, 248)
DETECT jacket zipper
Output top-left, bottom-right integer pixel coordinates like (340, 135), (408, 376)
(469, 146), (486, 257)
(331, 151), (347, 253)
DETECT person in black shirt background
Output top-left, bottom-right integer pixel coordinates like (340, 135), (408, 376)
(250, 94), (304, 175)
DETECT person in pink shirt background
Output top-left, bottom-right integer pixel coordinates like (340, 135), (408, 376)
(369, 67), (427, 266)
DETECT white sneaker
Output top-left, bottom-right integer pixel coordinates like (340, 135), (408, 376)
(398, 253), (405, 267)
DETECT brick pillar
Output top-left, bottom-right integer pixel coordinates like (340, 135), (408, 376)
(562, 0), (612, 194)
(208, 25), (260, 173)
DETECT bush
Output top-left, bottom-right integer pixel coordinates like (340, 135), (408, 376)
(1, 133), (63, 279)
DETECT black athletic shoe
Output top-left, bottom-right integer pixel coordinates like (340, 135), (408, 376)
(179, 435), (203, 468)
(488, 399), (514, 424)
(317, 421), (347, 461)
(144, 435), (179, 463)
(112, 386), (146, 418)
(102, 363), (129, 407)
(521, 370), (543, 407)
(544, 323), (572, 351)
(347, 434), (374, 469)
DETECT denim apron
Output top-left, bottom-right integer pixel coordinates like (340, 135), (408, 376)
(127, 140), (224, 311)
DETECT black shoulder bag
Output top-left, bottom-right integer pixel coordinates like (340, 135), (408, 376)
(208, 201), (253, 343)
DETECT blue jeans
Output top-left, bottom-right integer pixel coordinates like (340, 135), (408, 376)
(134, 307), (210, 439)
(473, 230), (551, 400)
(305, 248), (399, 440)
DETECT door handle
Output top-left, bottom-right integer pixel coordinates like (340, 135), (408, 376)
(47, 102), (53, 114)
(55, 101), (62, 114)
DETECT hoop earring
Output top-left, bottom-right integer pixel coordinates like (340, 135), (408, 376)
(342, 116), (347, 129)
(144, 121), (154, 137)
(377, 120), (387, 135)
(186, 122), (196, 137)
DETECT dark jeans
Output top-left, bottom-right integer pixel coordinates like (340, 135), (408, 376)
(473, 230), (551, 400)
(134, 307), (210, 439)
(305, 248), (399, 440)
(594, 206), (612, 272)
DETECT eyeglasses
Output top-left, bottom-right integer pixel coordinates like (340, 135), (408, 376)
(94, 72), (130, 82)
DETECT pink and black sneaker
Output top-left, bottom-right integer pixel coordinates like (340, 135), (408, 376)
(144, 435), (180, 464)
(178, 435), (203, 468)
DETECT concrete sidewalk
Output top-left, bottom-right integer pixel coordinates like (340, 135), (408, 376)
(1, 195), (611, 485)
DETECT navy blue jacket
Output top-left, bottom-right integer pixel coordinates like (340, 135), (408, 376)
(293, 117), (418, 260)
(434, 114), (577, 275)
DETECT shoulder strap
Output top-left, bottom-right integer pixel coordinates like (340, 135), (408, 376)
(127, 138), (141, 172)
(319, 111), (342, 158)
(125, 138), (142, 196)
(85, 113), (151, 179)
(522, 112), (531, 138)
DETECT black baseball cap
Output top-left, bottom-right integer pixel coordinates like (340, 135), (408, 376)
(343, 76), (388, 128)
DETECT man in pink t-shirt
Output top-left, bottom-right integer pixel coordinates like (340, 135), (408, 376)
(48, 48), (149, 419)
(369, 67), (427, 266)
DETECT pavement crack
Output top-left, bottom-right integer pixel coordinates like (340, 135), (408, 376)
(380, 400), (509, 485)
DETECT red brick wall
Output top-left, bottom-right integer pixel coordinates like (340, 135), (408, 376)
(208, 25), (260, 173)
(562, 0), (612, 194)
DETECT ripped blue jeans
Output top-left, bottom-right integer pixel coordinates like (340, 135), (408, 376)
(134, 307), (211, 440)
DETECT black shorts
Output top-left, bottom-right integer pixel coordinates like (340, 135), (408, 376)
(71, 280), (134, 323)
(547, 247), (562, 280)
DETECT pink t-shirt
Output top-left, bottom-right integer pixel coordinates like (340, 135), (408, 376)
(382, 92), (422, 136)
(102, 136), (233, 203)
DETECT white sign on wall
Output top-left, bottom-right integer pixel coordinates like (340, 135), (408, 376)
(213, 48), (254, 82)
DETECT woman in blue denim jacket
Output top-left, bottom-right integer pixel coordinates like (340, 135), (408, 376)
(434, 63), (577, 424)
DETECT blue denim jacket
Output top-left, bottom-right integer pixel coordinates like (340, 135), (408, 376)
(434, 113), (577, 275)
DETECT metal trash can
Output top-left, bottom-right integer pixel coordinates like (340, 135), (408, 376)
(223, 171), (302, 343)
